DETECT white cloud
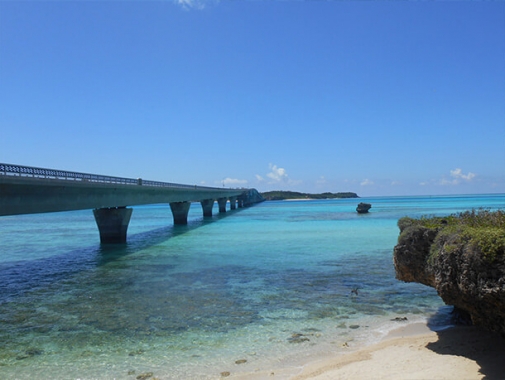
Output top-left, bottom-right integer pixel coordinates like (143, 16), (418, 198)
(450, 168), (476, 181)
(440, 168), (477, 186)
(266, 163), (289, 182)
(175, 0), (216, 10)
(360, 179), (374, 186)
(222, 177), (248, 186)
(257, 163), (302, 188)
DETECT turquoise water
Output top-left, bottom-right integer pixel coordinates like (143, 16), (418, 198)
(0, 194), (503, 379)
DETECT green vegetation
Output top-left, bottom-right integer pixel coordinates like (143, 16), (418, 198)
(398, 210), (505, 262)
(261, 191), (358, 201)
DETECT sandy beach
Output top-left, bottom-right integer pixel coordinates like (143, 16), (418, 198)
(233, 323), (505, 380)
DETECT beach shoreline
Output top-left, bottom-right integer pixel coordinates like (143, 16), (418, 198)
(231, 323), (505, 380)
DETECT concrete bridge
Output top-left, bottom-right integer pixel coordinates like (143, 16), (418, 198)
(0, 163), (264, 243)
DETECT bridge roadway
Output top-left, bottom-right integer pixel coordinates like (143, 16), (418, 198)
(0, 163), (264, 243)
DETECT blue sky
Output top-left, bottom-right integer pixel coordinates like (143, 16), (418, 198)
(1, 0), (504, 196)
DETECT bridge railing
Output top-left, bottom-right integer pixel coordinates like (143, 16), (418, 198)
(0, 163), (229, 191)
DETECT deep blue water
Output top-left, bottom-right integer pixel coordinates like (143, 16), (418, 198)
(0, 194), (503, 379)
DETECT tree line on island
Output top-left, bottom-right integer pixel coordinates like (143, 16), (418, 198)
(260, 191), (358, 201)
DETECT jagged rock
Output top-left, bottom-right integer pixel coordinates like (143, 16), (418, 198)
(393, 219), (505, 338)
(393, 224), (437, 287)
(356, 202), (371, 213)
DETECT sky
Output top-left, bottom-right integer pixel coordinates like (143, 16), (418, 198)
(1, 0), (504, 197)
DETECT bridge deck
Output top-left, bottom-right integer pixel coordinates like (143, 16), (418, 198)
(0, 163), (256, 216)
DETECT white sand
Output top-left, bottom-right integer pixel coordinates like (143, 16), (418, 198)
(230, 323), (505, 380)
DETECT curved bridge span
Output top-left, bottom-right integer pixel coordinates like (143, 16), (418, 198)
(0, 163), (264, 243)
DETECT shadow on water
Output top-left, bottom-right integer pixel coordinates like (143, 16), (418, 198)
(426, 308), (505, 379)
(0, 211), (234, 304)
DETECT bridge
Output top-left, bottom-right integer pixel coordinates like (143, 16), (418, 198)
(0, 163), (264, 243)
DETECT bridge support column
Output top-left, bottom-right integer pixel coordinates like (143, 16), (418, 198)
(93, 207), (133, 244)
(237, 197), (244, 208)
(200, 199), (214, 217)
(217, 197), (227, 213)
(170, 201), (191, 225)
(229, 196), (237, 210)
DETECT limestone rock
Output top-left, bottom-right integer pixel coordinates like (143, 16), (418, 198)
(393, 220), (505, 338)
(356, 202), (372, 213)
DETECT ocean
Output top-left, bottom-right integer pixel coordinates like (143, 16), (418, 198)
(0, 194), (503, 379)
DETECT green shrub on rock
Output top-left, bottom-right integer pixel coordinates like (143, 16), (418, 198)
(399, 210), (505, 262)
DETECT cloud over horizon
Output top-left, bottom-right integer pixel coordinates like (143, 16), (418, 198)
(450, 168), (476, 181)
(419, 168), (478, 188)
(222, 177), (248, 186)
(360, 178), (374, 186)
(266, 163), (288, 182)
(441, 168), (477, 185)
(255, 163), (302, 189)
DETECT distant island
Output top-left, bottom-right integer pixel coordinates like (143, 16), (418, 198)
(260, 191), (359, 201)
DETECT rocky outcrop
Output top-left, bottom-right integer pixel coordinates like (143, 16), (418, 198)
(356, 202), (371, 213)
(393, 213), (505, 337)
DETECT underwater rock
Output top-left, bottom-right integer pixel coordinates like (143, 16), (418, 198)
(25, 348), (43, 356)
(349, 325), (360, 329)
(220, 371), (231, 377)
(356, 203), (372, 213)
(288, 333), (310, 343)
(235, 359), (247, 364)
(129, 349), (145, 356)
(136, 372), (153, 380)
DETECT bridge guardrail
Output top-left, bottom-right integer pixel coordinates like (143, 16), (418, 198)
(0, 163), (233, 192)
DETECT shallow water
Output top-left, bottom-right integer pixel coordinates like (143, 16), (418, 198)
(0, 194), (503, 379)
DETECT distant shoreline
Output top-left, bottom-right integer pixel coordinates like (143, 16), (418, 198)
(261, 191), (359, 201)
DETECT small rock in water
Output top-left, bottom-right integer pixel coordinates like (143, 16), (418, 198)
(356, 202), (372, 213)
(136, 372), (153, 380)
(129, 349), (145, 356)
(235, 359), (247, 364)
(349, 325), (360, 329)
(288, 333), (310, 343)
(221, 371), (231, 377)
(391, 317), (408, 322)
(25, 348), (43, 356)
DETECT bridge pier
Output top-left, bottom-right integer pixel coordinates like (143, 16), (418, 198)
(217, 198), (227, 213)
(200, 199), (214, 217)
(170, 201), (191, 225)
(93, 207), (133, 244)
(229, 196), (237, 210)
